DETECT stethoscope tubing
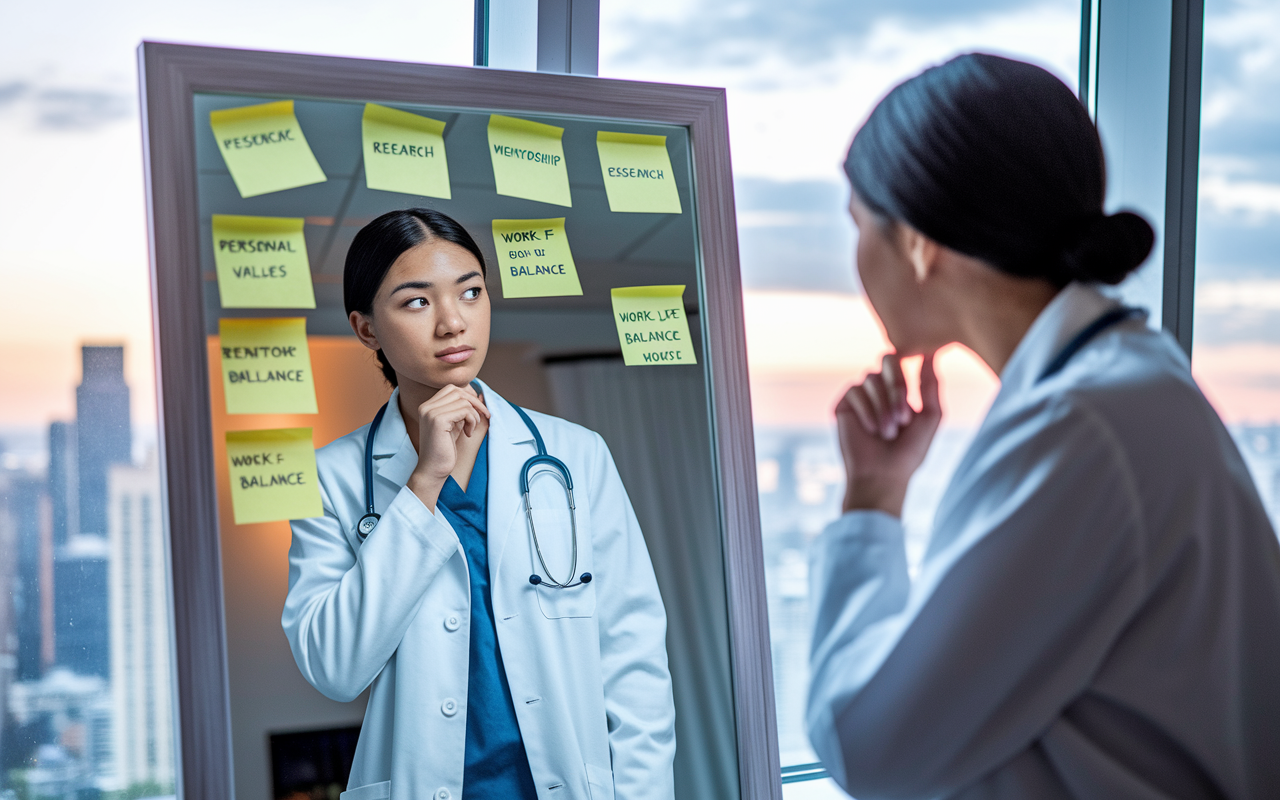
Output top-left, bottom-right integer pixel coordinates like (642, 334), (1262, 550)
(356, 383), (588, 589)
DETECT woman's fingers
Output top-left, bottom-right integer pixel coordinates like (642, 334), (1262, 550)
(838, 385), (879, 436)
(882, 354), (911, 426)
(862, 372), (899, 440)
(421, 383), (491, 418)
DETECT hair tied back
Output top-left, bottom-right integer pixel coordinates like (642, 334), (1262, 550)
(1059, 211), (1155, 286)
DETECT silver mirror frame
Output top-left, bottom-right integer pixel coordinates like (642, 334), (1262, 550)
(138, 41), (780, 800)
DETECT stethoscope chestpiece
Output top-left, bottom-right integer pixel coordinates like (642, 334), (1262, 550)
(356, 513), (380, 541)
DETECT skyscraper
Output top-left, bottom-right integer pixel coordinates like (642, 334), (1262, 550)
(49, 420), (77, 548)
(53, 534), (110, 678)
(4, 469), (50, 682)
(76, 346), (131, 537)
(108, 453), (175, 791)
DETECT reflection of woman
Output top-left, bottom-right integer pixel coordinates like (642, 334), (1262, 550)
(807, 55), (1280, 798)
(282, 209), (675, 800)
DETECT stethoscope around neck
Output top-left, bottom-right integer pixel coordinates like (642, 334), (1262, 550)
(355, 382), (591, 589)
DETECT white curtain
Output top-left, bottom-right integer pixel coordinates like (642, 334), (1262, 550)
(546, 358), (740, 800)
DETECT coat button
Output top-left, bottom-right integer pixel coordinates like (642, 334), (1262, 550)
(441, 698), (458, 717)
(444, 615), (461, 631)
(435, 789), (452, 800)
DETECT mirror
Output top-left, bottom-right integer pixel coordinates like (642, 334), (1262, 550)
(141, 43), (774, 800)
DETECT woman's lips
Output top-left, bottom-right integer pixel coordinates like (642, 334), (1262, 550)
(436, 346), (474, 364)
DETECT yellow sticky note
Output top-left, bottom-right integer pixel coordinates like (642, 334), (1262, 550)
(212, 215), (316, 309)
(209, 100), (327, 198)
(219, 318), (318, 415)
(362, 103), (451, 198)
(225, 428), (322, 525)
(492, 218), (583, 299)
(487, 115), (571, 207)
(611, 286), (697, 366)
(596, 132), (683, 214)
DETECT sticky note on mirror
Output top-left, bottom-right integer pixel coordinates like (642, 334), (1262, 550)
(225, 428), (322, 525)
(492, 218), (583, 299)
(488, 115), (571, 207)
(611, 286), (697, 366)
(219, 317), (318, 415)
(362, 103), (451, 198)
(597, 132), (682, 214)
(212, 215), (316, 309)
(209, 100), (326, 198)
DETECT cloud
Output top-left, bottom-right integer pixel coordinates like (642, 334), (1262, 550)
(0, 78), (133, 131)
(608, 0), (1044, 68)
(33, 87), (133, 130)
(0, 82), (28, 107)
(1198, 280), (1280, 312)
(1200, 174), (1280, 222)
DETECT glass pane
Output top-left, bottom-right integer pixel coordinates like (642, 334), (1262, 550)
(190, 91), (736, 799)
(1, 346), (176, 798)
(603, 0), (1083, 772)
(1191, 0), (1280, 529)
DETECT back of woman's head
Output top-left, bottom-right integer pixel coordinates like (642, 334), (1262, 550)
(344, 208), (487, 386)
(845, 53), (1153, 286)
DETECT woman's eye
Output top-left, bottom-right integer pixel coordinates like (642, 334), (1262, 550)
(407, 297), (427, 309)
(463, 287), (482, 300)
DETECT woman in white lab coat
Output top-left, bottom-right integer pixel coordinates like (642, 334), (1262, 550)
(807, 54), (1280, 799)
(281, 209), (675, 800)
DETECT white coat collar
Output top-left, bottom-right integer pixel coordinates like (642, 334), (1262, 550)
(996, 282), (1143, 397)
(371, 380), (537, 577)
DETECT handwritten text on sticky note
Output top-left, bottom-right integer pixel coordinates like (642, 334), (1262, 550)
(492, 218), (583, 299)
(611, 285), (697, 366)
(219, 317), (318, 415)
(596, 132), (682, 214)
(488, 115), (571, 207)
(209, 100), (326, 198)
(225, 428), (322, 525)
(362, 103), (451, 199)
(212, 215), (315, 309)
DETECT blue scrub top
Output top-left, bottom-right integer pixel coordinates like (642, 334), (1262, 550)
(435, 436), (539, 800)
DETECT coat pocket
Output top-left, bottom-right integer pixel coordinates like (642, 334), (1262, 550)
(585, 763), (615, 800)
(529, 508), (596, 619)
(340, 780), (390, 800)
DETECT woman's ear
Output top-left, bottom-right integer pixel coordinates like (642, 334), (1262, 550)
(349, 310), (381, 352)
(900, 226), (941, 283)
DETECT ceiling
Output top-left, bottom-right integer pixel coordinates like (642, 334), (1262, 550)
(193, 93), (703, 357)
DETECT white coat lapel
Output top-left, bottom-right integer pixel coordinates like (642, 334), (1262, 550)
(477, 380), (538, 584)
(372, 388), (419, 490)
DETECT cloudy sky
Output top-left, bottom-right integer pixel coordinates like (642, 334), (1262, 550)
(0, 0), (1276, 449)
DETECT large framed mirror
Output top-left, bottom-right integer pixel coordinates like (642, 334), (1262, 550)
(140, 42), (777, 800)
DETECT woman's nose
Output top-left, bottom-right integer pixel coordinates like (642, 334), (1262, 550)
(436, 303), (465, 335)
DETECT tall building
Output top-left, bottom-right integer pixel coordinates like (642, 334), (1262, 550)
(76, 346), (131, 537)
(3, 469), (51, 682)
(107, 453), (175, 791)
(53, 534), (110, 678)
(0, 470), (21, 763)
(49, 420), (78, 548)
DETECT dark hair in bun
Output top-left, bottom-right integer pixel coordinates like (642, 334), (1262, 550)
(845, 53), (1154, 286)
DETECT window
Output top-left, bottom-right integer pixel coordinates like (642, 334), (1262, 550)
(602, 1), (1083, 793)
(1191, 0), (1280, 528)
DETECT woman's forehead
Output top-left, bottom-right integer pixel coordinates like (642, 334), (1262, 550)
(384, 238), (481, 284)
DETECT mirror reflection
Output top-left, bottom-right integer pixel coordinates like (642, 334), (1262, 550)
(193, 94), (737, 800)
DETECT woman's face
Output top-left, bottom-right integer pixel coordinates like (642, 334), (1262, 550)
(849, 189), (942, 356)
(354, 237), (491, 391)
